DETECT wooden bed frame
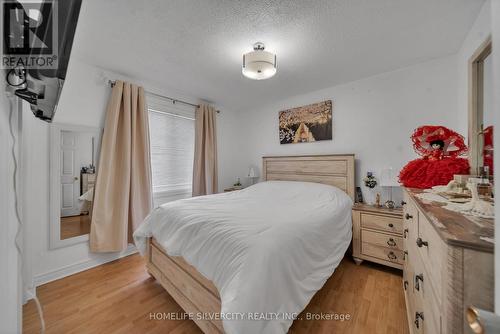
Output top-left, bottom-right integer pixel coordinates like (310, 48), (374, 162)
(145, 154), (355, 333)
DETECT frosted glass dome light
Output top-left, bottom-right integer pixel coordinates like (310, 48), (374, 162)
(242, 43), (277, 80)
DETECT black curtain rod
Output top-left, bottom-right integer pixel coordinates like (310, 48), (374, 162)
(108, 80), (220, 113)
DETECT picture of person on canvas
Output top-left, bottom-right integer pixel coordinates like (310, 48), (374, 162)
(293, 123), (315, 143)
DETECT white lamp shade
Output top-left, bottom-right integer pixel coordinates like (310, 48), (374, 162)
(242, 43), (277, 80)
(380, 167), (400, 187)
(248, 167), (257, 178)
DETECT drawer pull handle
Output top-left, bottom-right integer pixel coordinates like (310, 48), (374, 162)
(405, 213), (413, 220)
(403, 228), (408, 238)
(404, 280), (408, 290)
(416, 237), (428, 248)
(414, 312), (424, 329)
(388, 223), (394, 228)
(387, 251), (397, 260)
(387, 238), (397, 247)
(403, 250), (408, 261)
(401, 201), (407, 206)
(415, 274), (424, 291)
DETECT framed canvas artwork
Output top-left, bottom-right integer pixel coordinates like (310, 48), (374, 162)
(279, 100), (333, 144)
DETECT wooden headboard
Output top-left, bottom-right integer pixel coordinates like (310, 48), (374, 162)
(262, 154), (355, 200)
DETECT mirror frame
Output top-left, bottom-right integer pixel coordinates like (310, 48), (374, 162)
(49, 123), (102, 249)
(468, 36), (492, 175)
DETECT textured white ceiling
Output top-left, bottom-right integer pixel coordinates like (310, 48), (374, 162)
(72, 0), (484, 110)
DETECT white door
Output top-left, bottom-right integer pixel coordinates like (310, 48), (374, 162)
(60, 131), (80, 217)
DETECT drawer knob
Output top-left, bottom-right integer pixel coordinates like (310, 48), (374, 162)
(404, 280), (408, 290)
(414, 312), (424, 329)
(401, 201), (407, 206)
(387, 238), (397, 247)
(405, 213), (413, 220)
(416, 237), (428, 248)
(387, 251), (397, 260)
(388, 223), (394, 228)
(403, 228), (409, 238)
(415, 273), (424, 291)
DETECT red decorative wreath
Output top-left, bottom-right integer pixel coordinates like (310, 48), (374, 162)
(399, 125), (470, 189)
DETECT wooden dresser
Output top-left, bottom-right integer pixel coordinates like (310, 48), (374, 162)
(352, 203), (404, 269)
(402, 188), (494, 334)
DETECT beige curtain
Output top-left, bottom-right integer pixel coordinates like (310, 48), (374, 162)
(192, 104), (218, 196)
(90, 80), (153, 252)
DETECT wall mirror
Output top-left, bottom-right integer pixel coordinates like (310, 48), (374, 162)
(49, 124), (101, 249)
(469, 37), (493, 177)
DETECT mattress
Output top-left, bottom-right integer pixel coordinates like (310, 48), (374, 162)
(134, 180), (352, 334)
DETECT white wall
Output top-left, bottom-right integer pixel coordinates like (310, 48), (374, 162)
(0, 92), (22, 333)
(456, 0), (492, 136)
(22, 56), (238, 289)
(225, 55), (460, 204)
(491, 0), (500, 313)
(217, 105), (249, 191)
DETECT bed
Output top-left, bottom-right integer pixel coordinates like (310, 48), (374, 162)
(134, 154), (355, 334)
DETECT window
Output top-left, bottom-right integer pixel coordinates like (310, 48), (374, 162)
(147, 94), (195, 205)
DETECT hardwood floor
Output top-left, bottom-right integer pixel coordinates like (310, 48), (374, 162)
(60, 214), (91, 240)
(23, 254), (409, 334)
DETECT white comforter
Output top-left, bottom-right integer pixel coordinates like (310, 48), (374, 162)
(134, 181), (352, 334)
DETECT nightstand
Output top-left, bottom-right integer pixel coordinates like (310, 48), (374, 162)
(352, 203), (403, 270)
(223, 187), (243, 192)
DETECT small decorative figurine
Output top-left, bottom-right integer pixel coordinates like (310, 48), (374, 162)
(399, 125), (470, 189)
(363, 172), (377, 188)
(375, 193), (381, 207)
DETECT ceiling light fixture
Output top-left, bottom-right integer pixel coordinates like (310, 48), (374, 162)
(242, 42), (277, 80)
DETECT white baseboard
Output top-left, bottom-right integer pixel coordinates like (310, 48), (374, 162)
(23, 286), (36, 305)
(31, 244), (138, 296)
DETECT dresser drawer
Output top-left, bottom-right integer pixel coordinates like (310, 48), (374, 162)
(403, 194), (418, 245)
(412, 247), (442, 334)
(361, 242), (404, 265)
(361, 229), (403, 250)
(360, 212), (403, 234)
(403, 202), (419, 277)
(403, 251), (416, 334)
(420, 286), (441, 334)
(415, 213), (446, 306)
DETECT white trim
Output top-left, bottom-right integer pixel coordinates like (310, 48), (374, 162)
(31, 244), (137, 290)
(23, 286), (36, 305)
(492, 0), (500, 311)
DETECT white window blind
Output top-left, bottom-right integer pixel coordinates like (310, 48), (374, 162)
(147, 94), (195, 199)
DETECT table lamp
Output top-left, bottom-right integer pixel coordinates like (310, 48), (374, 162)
(380, 167), (399, 208)
(248, 167), (258, 185)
